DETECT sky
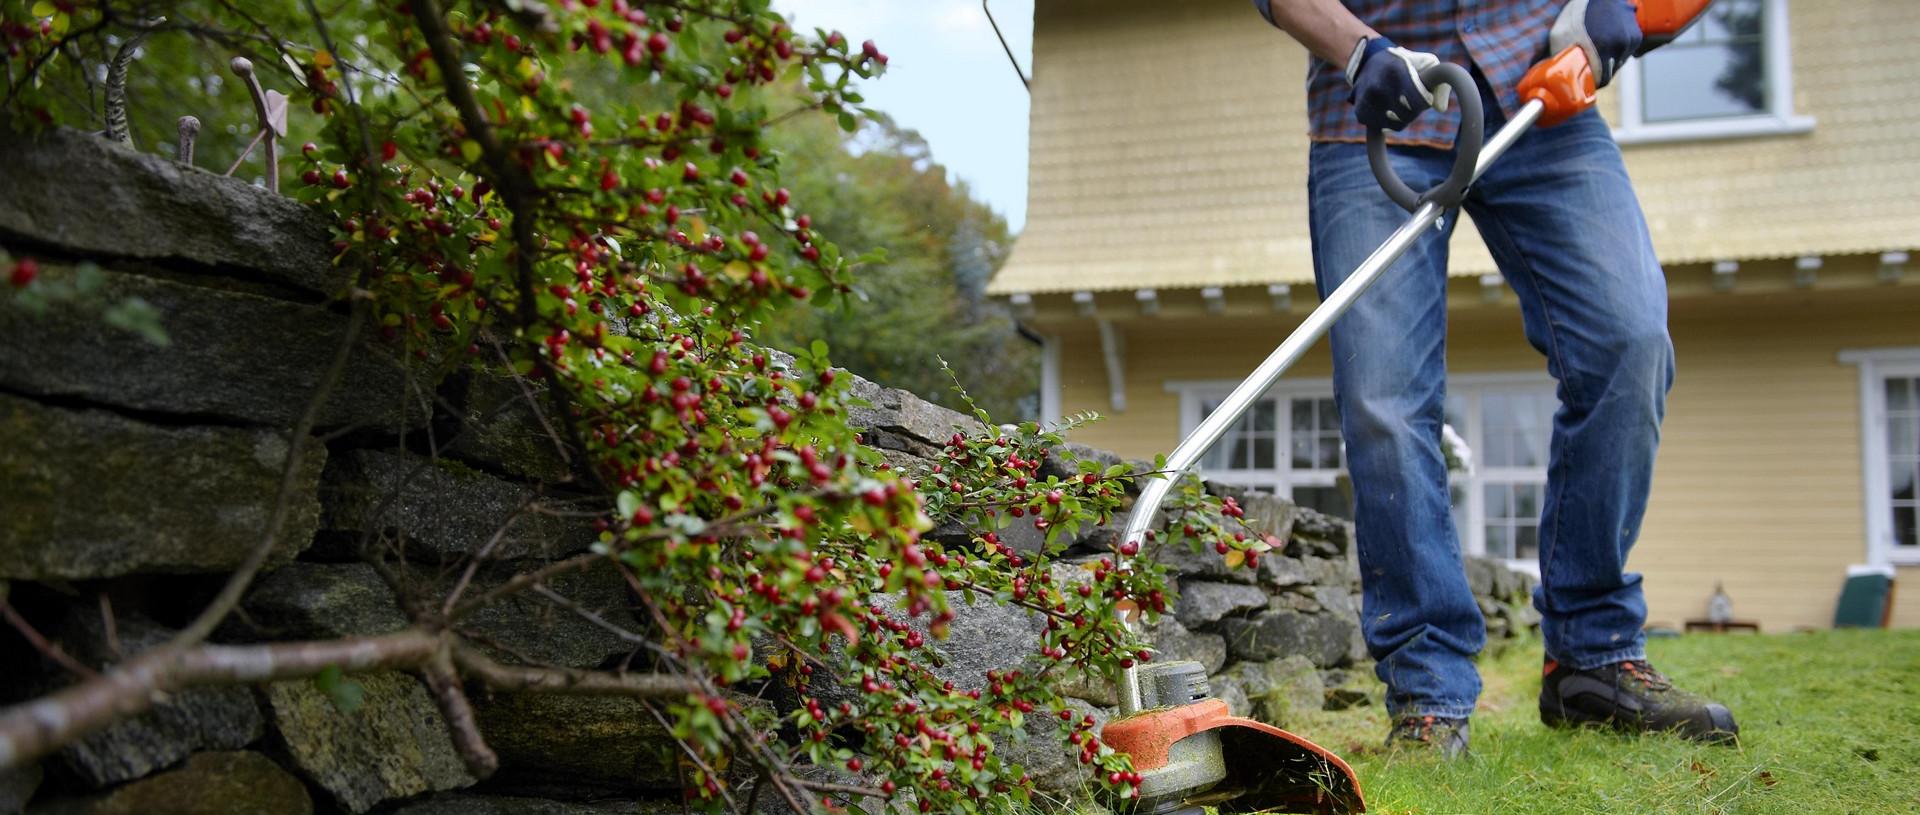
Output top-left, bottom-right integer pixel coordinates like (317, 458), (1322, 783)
(773, 0), (1035, 233)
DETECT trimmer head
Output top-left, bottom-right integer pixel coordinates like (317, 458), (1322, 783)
(1102, 662), (1364, 815)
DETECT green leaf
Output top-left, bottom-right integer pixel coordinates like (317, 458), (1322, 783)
(837, 112), (858, 132)
(101, 297), (170, 347)
(313, 665), (365, 714)
(616, 490), (640, 520)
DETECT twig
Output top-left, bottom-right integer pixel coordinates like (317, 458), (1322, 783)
(0, 597), (96, 680)
(451, 645), (698, 697)
(97, 593), (120, 660)
(532, 584), (655, 649)
(440, 496), (536, 618)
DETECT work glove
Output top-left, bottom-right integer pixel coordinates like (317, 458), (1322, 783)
(1553, 0), (1643, 88)
(1346, 37), (1452, 131)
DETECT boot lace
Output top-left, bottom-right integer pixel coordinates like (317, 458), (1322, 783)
(1619, 660), (1673, 691)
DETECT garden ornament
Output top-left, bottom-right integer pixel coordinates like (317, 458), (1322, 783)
(176, 115), (200, 165)
(224, 57), (289, 191)
(101, 18), (162, 146)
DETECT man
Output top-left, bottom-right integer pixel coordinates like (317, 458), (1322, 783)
(1250, 0), (1739, 757)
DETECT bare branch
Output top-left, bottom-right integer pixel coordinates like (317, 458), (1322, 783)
(422, 645), (499, 779)
(0, 629), (441, 769)
(452, 645), (698, 697)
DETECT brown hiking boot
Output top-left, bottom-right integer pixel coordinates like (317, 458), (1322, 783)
(1385, 714), (1470, 759)
(1540, 658), (1738, 744)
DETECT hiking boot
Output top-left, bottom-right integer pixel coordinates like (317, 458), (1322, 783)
(1384, 715), (1469, 759)
(1540, 658), (1739, 744)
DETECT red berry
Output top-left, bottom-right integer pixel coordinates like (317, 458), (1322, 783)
(647, 32), (670, 54)
(330, 169), (351, 189)
(380, 140), (398, 162)
(302, 169), (323, 186)
(9, 257), (38, 288)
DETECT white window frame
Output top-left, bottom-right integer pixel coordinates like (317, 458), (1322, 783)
(1612, 0), (1814, 145)
(1169, 378), (1343, 503)
(1841, 347), (1920, 567)
(1445, 374), (1556, 574)
(1168, 372), (1554, 573)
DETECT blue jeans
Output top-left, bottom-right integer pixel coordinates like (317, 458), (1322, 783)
(1307, 106), (1673, 719)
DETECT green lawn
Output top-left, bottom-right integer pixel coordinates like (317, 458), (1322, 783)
(1283, 629), (1920, 815)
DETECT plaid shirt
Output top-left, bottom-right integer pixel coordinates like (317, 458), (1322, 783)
(1283, 0), (1565, 148)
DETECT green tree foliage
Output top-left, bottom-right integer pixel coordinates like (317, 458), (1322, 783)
(762, 113), (1036, 420)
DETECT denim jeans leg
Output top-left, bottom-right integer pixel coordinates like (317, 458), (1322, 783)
(1309, 141), (1485, 719)
(1462, 109), (1672, 671)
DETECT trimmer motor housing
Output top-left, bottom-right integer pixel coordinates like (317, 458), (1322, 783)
(1102, 662), (1364, 815)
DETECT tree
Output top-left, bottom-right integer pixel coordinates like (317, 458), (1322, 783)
(0, 2), (1256, 812)
(762, 112), (1036, 420)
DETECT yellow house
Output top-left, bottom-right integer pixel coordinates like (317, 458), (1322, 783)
(989, 0), (1920, 631)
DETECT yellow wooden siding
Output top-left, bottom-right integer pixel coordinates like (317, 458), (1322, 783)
(1044, 279), (1920, 632)
(993, 0), (1920, 295)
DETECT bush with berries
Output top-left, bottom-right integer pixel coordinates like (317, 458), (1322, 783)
(0, 2), (1268, 811)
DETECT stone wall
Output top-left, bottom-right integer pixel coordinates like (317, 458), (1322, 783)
(0, 127), (1538, 814)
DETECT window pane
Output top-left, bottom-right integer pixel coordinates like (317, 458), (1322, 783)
(1292, 398), (1313, 431)
(1642, 42), (1766, 121)
(1695, 0), (1762, 40)
(1316, 398), (1339, 431)
(1514, 525), (1540, 560)
(1485, 524), (1512, 559)
(1485, 483), (1511, 518)
(1888, 377), (1915, 412)
(1253, 400), (1276, 432)
(1253, 436), (1275, 470)
(1895, 505), (1916, 550)
(1290, 433), (1314, 469)
(1295, 485), (1351, 520)
(1444, 394), (1467, 432)
(1316, 433), (1343, 470)
(1513, 483), (1541, 521)
(1891, 458), (1917, 503)
(1483, 428), (1513, 469)
(1513, 393), (1553, 468)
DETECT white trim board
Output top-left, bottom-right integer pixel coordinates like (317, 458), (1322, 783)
(1841, 347), (1920, 567)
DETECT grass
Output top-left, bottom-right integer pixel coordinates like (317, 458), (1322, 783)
(1268, 628), (1920, 815)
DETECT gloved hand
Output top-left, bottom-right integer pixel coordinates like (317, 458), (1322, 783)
(1554, 0), (1643, 88)
(1346, 37), (1452, 131)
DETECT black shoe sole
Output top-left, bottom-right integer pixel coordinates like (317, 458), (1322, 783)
(1541, 693), (1740, 745)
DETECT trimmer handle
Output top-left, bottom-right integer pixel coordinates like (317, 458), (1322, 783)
(1366, 61), (1483, 212)
(1520, 0), (1714, 127)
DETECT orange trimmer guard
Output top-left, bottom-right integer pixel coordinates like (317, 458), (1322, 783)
(1103, 698), (1365, 814)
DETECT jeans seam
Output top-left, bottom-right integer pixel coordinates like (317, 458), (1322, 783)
(1567, 646), (1649, 672)
(1389, 704), (1476, 720)
(1471, 211), (1579, 627)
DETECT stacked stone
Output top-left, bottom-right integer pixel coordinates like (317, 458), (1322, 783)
(0, 129), (679, 815)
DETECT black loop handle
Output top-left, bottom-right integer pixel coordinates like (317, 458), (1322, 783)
(1366, 62), (1484, 212)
